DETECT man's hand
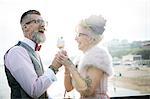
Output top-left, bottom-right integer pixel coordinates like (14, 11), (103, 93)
(51, 55), (62, 69)
(55, 50), (73, 67)
(49, 54), (62, 74)
(51, 50), (67, 68)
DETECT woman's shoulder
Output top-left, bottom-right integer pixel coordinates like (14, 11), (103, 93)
(85, 46), (111, 60)
(79, 46), (113, 76)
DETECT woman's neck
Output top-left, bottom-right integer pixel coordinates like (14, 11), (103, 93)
(82, 44), (95, 53)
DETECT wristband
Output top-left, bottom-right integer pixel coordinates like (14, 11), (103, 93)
(49, 65), (59, 74)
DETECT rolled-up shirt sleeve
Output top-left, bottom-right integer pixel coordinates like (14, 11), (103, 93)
(5, 46), (57, 98)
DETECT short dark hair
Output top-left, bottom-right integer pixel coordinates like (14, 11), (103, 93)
(20, 10), (41, 24)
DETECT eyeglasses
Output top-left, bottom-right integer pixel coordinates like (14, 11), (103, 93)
(25, 19), (48, 26)
(76, 33), (89, 37)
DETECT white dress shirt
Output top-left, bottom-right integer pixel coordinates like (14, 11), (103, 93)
(5, 38), (57, 98)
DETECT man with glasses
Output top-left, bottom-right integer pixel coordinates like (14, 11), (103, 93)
(4, 10), (61, 99)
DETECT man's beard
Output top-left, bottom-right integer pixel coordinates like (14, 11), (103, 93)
(32, 32), (46, 44)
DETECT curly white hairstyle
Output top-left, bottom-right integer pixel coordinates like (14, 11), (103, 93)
(79, 15), (106, 45)
(80, 15), (106, 35)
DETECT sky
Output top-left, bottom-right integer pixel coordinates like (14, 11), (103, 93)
(0, 0), (149, 65)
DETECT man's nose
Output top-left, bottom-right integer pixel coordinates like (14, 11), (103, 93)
(40, 22), (45, 27)
(41, 21), (48, 30)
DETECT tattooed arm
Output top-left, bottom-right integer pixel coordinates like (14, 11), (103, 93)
(78, 66), (103, 97)
(63, 59), (103, 97)
(56, 51), (103, 97)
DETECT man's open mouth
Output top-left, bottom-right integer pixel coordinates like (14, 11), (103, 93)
(38, 29), (45, 33)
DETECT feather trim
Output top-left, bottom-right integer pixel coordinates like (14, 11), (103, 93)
(74, 46), (113, 76)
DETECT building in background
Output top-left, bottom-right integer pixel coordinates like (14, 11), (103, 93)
(142, 40), (150, 49)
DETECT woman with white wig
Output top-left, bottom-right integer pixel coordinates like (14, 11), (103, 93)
(56, 15), (113, 99)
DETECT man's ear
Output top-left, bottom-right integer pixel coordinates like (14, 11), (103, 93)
(24, 25), (27, 28)
(23, 24), (28, 29)
(22, 24), (28, 32)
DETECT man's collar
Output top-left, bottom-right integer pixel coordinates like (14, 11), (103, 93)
(22, 38), (36, 50)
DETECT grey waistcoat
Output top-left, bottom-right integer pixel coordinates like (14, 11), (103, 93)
(4, 41), (47, 99)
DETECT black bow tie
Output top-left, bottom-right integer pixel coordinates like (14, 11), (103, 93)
(35, 44), (42, 51)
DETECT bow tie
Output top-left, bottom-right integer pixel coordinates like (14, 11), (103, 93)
(35, 44), (42, 51)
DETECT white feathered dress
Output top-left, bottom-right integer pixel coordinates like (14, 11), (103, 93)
(73, 45), (113, 99)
